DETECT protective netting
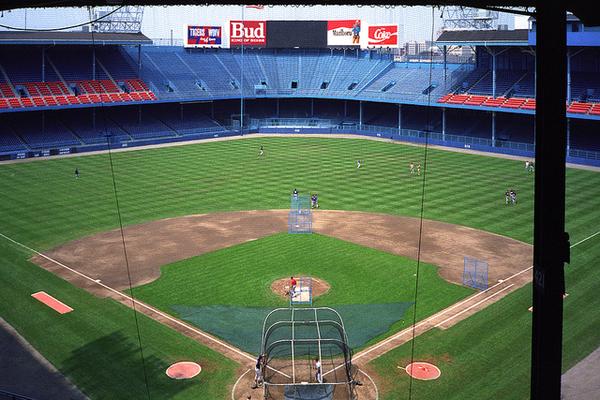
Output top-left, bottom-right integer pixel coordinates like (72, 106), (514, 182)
(172, 302), (413, 355)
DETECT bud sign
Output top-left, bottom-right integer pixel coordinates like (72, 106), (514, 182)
(229, 20), (267, 46)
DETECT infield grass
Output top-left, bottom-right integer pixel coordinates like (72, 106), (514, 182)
(131, 233), (474, 350)
(1, 136), (599, 399)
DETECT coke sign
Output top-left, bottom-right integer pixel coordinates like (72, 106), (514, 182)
(367, 24), (398, 47)
(229, 20), (266, 46)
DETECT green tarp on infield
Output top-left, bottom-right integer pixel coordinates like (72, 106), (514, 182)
(171, 302), (413, 355)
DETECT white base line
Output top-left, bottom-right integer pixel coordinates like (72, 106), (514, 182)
(231, 368), (252, 400)
(0, 232), (292, 379)
(570, 230), (600, 249)
(433, 284), (514, 328)
(352, 265), (533, 363)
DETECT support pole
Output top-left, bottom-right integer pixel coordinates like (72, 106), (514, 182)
(41, 47), (45, 82)
(492, 52), (497, 98)
(359, 100), (363, 129)
(276, 98), (280, 118)
(137, 45), (142, 77)
(491, 111), (496, 147)
(441, 107), (446, 142)
(92, 47), (96, 81)
(344, 100), (347, 117)
(566, 118), (571, 156)
(443, 45), (447, 83)
(311, 98), (314, 117)
(239, 6), (245, 136)
(567, 52), (571, 103)
(531, 3), (568, 400)
(398, 103), (402, 135)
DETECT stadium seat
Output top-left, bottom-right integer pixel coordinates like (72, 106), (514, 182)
(447, 94), (469, 104)
(43, 96), (57, 106)
(21, 97), (35, 107)
(8, 97), (22, 108)
(437, 94), (452, 103)
(589, 104), (600, 116)
(32, 96), (46, 106)
(0, 98), (8, 108)
(464, 95), (487, 106)
(521, 99), (536, 110)
(482, 97), (507, 107)
(567, 102), (592, 114)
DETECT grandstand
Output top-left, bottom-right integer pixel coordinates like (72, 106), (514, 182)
(0, 17), (599, 166)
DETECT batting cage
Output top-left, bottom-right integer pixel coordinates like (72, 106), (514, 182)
(463, 256), (489, 290)
(259, 307), (358, 400)
(289, 195), (312, 234)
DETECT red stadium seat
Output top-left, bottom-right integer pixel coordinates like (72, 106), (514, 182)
(32, 96), (46, 106)
(8, 97), (22, 108)
(0, 99), (8, 108)
(77, 94), (91, 104)
(437, 94), (452, 103)
(567, 102), (592, 114)
(43, 96), (57, 106)
(130, 92), (142, 101)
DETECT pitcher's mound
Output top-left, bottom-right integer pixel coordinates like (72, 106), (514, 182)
(405, 362), (441, 380)
(271, 276), (330, 300)
(166, 361), (202, 379)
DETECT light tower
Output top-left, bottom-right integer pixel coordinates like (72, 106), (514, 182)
(92, 6), (144, 33)
(442, 6), (499, 30)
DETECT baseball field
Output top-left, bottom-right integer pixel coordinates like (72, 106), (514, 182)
(0, 135), (599, 399)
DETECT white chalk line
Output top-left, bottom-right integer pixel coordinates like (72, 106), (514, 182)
(231, 368), (252, 400)
(433, 284), (514, 328)
(357, 367), (379, 400)
(570, 230), (600, 249)
(352, 265), (533, 363)
(0, 232), (292, 379)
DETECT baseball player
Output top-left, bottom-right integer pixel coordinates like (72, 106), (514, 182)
(356, 160), (362, 169)
(74, 168), (80, 179)
(289, 276), (297, 298)
(409, 162), (415, 174)
(314, 357), (322, 383)
(292, 188), (298, 199)
(258, 145), (264, 157)
(416, 163), (421, 176)
(505, 189), (510, 205)
(510, 189), (517, 205)
(528, 161), (535, 172)
(253, 353), (265, 388)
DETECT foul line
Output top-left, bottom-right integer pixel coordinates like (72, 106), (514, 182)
(0, 232), (292, 379)
(570, 230), (600, 249)
(433, 284), (514, 328)
(352, 265), (532, 363)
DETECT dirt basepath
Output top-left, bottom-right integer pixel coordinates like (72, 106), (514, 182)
(32, 210), (532, 367)
(33, 210), (531, 293)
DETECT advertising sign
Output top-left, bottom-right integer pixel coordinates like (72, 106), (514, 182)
(185, 25), (223, 48)
(327, 19), (361, 47)
(366, 24), (399, 47)
(266, 21), (327, 48)
(229, 20), (267, 46)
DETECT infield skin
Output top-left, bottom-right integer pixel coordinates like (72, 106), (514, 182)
(31, 291), (73, 314)
(166, 362), (202, 379)
(405, 362), (441, 380)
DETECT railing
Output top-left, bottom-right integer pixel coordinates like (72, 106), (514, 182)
(0, 390), (38, 400)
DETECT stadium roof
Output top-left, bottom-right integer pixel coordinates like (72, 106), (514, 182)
(0, 31), (152, 45)
(436, 29), (529, 46)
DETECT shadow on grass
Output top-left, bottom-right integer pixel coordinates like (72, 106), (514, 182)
(61, 330), (196, 400)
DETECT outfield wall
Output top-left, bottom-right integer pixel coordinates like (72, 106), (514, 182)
(3, 122), (600, 167)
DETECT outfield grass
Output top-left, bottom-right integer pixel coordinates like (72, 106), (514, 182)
(131, 233), (474, 351)
(0, 136), (599, 399)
